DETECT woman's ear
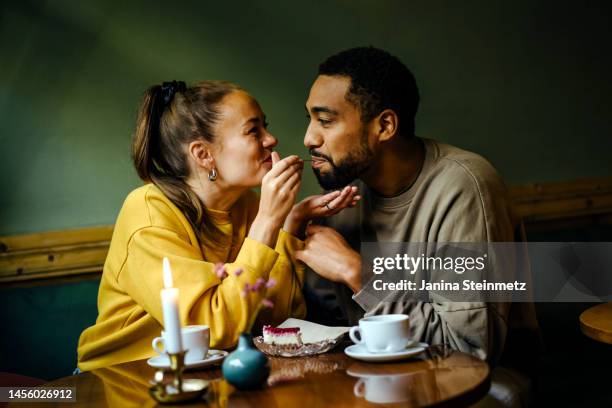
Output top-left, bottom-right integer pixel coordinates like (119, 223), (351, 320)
(376, 109), (399, 142)
(187, 140), (214, 170)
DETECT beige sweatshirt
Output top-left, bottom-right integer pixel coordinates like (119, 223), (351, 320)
(310, 137), (535, 363)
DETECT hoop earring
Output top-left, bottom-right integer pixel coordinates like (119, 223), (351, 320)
(208, 168), (217, 181)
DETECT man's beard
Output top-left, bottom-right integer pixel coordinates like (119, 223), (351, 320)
(311, 132), (374, 190)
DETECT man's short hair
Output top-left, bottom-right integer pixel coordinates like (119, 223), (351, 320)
(318, 46), (419, 137)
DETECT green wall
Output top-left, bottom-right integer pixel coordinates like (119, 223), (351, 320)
(1, 0), (611, 236)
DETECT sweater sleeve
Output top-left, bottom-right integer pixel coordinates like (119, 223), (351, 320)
(426, 163), (512, 363)
(118, 225), (279, 349)
(255, 229), (307, 326)
(354, 165), (513, 363)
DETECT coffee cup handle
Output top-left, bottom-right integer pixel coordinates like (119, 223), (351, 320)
(349, 326), (363, 345)
(152, 336), (165, 354)
(353, 379), (366, 397)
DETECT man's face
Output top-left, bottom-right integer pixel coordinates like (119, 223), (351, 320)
(304, 75), (375, 190)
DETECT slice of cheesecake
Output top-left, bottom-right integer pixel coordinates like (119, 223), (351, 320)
(262, 325), (303, 346)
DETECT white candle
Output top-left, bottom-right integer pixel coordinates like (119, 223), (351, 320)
(161, 257), (182, 353)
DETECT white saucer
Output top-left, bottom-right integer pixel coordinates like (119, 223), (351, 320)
(344, 342), (428, 362)
(147, 350), (228, 369)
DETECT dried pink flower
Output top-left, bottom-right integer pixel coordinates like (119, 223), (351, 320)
(239, 280), (276, 332)
(215, 268), (228, 280)
(261, 299), (274, 308)
(265, 278), (276, 288)
(234, 268), (244, 277)
(214, 263), (228, 279)
(251, 277), (266, 291)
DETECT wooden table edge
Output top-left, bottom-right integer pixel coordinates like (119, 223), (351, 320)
(429, 364), (492, 408)
(579, 303), (612, 345)
(580, 320), (612, 344)
(38, 351), (493, 407)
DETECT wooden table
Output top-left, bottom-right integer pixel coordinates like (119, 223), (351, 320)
(22, 345), (490, 407)
(580, 302), (612, 344)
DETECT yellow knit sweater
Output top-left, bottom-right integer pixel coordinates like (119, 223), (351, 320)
(77, 184), (306, 371)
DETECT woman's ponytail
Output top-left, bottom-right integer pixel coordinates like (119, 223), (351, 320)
(132, 85), (164, 182)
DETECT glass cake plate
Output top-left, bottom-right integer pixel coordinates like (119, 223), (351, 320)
(253, 336), (341, 357)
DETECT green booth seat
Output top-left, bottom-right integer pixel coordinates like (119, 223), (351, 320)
(0, 278), (100, 381)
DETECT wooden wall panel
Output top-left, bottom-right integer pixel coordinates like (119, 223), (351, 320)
(0, 226), (112, 284)
(508, 177), (612, 223)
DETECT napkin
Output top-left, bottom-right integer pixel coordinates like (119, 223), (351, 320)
(278, 318), (350, 344)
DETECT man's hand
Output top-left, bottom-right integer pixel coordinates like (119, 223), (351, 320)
(295, 225), (362, 293)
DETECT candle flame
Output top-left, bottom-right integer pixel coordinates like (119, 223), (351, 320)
(162, 257), (173, 288)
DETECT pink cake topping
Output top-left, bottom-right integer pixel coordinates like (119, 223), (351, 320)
(263, 325), (300, 335)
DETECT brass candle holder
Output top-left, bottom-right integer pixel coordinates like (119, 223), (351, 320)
(149, 350), (209, 404)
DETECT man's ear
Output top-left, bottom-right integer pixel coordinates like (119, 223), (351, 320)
(187, 140), (214, 170)
(375, 109), (399, 142)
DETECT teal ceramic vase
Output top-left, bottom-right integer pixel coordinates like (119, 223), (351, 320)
(222, 333), (270, 390)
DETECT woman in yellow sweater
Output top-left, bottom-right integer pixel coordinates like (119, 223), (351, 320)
(77, 81), (359, 371)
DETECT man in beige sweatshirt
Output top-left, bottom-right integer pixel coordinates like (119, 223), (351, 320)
(297, 46), (537, 368)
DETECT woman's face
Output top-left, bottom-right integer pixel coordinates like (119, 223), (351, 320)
(211, 91), (277, 188)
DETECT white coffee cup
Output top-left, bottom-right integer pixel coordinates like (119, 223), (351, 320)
(152, 325), (210, 362)
(349, 314), (411, 353)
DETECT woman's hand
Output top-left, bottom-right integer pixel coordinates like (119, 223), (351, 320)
(249, 152), (303, 247)
(284, 185), (361, 238)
